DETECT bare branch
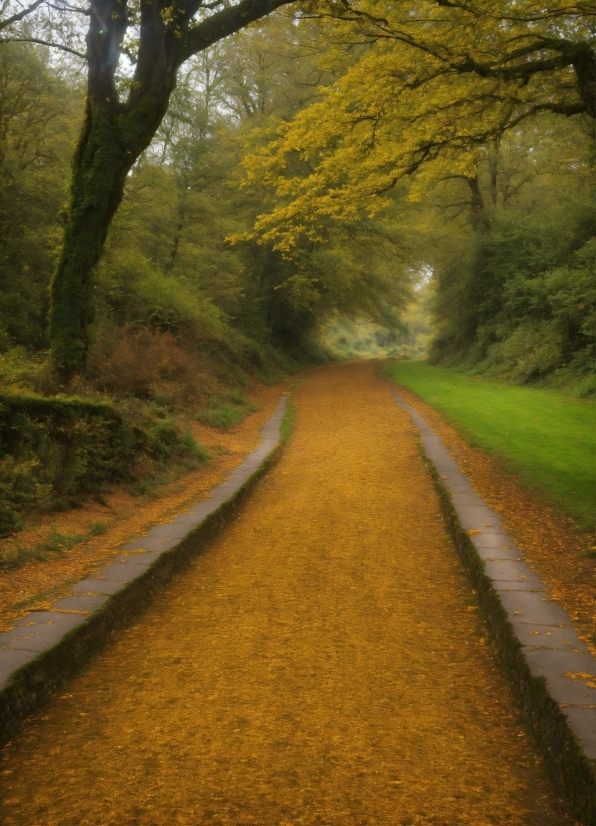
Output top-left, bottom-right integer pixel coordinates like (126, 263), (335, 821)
(0, 0), (45, 31)
(46, 1), (90, 14)
(0, 35), (87, 58)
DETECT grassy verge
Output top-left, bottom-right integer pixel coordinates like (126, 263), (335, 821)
(388, 361), (595, 532)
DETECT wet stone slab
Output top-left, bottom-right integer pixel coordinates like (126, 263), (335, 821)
(561, 706), (596, 760)
(482, 558), (543, 583)
(524, 648), (596, 706)
(392, 389), (596, 761)
(499, 589), (573, 627)
(53, 595), (109, 613)
(188, 501), (219, 517)
(0, 612), (86, 652)
(449, 491), (487, 507)
(112, 552), (162, 566)
(71, 578), (130, 595)
(98, 562), (152, 582)
(514, 622), (588, 651)
(121, 534), (181, 553)
(171, 512), (206, 528)
(470, 532), (523, 557)
(492, 580), (546, 592)
(455, 505), (503, 532)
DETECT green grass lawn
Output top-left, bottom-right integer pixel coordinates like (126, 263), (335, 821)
(388, 361), (595, 532)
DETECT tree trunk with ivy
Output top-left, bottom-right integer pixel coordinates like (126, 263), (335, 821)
(49, 0), (293, 382)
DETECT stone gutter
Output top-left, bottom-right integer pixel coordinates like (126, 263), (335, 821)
(393, 390), (595, 823)
(0, 393), (289, 743)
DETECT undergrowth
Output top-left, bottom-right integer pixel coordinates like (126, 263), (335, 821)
(0, 391), (210, 538)
(0, 528), (85, 570)
(195, 390), (257, 431)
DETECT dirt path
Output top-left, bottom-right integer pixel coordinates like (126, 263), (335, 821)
(1, 363), (572, 825)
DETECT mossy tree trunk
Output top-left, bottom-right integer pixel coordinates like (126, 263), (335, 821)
(49, 0), (294, 382)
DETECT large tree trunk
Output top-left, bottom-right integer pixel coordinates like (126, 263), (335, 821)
(48, 0), (171, 380)
(49, 104), (139, 379)
(48, 0), (294, 381)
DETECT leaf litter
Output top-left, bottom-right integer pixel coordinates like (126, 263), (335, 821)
(0, 363), (577, 825)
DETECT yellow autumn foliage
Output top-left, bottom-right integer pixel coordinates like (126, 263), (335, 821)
(239, 0), (592, 249)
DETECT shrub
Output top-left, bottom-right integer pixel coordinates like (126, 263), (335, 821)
(86, 324), (201, 401)
(0, 457), (52, 536)
(0, 391), (139, 535)
(89, 521), (108, 536)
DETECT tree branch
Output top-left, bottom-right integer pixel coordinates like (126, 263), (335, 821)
(0, 35), (87, 58)
(46, 1), (90, 13)
(182, 0), (296, 63)
(0, 0), (45, 31)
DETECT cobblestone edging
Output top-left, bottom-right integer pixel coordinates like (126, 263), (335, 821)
(0, 394), (289, 743)
(393, 390), (595, 823)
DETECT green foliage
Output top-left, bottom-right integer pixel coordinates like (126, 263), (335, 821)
(0, 391), (209, 536)
(0, 391), (134, 534)
(0, 45), (82, 352)
(195, 406), (246, 431)
(0, 528), (86, 571)
(195, 390), (257, 431)
(0, 349), (50, 392)
(426, 117), (595, 390)
(89, 521), (108, 536)
(0, 457), (52, 538)
(97, 246), (228, 344)
(389, 361), (596, 531)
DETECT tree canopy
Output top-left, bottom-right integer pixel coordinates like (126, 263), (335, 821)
(239, 0), (594, 249)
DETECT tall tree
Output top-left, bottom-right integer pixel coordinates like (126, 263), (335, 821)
(2, 0), (300, 379)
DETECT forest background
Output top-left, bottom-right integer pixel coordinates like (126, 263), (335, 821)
(0, 0), (593, 538)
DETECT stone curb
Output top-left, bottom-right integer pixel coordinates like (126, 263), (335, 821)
(0, 393), (289, 743)
(393, 390), (595, 823)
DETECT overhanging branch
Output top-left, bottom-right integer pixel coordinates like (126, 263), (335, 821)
(0, 35), (87, 58)
(182, 0), (296, 62)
